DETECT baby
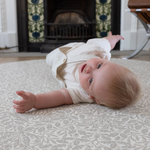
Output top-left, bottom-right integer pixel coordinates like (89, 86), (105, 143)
(13, 32), (141, 113)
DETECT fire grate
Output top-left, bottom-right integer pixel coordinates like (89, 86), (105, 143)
(44, 23), (96, 42)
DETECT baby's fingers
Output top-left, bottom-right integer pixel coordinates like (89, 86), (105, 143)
(108, 31), (112, 36)
(13, 105), (26, 113)
(16, 91), (28, 100)
(14, 108), (26, 113)
(120, 36), (124, 40)
(13, 100), (25, 106)
(117, 35), (124, 40)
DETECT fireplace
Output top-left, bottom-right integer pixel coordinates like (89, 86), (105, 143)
(41, 0), (96, 52)
(17, 0), (121, 52)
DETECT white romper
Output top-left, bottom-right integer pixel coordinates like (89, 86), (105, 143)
(46, 38), (111, 104)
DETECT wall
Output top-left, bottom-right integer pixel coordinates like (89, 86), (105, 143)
(0, 0), (18, 52)
(120, 0), (150, 51)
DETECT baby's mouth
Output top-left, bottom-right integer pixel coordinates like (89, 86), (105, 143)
(81, 64), (87, 73)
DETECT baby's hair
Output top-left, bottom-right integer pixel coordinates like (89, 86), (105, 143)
(99, 65), (142, 109)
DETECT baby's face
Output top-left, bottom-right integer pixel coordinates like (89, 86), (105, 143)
(78, 58), (117, 104)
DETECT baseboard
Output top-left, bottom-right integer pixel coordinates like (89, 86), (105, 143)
(0, 32), (18, 52)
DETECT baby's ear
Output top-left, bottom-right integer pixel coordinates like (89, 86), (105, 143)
(89, 95), (99, 104)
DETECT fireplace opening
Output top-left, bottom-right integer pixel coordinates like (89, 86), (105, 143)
(46, 11), (94, 40)
(41, 0), (96, 52)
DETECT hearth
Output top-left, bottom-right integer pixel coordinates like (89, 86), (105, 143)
(41, 0), (96, 52)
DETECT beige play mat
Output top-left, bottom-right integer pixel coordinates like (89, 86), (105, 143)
(0, 58), (150, 149)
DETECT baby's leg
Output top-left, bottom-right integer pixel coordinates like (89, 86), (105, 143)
(104, 31), (124, 50)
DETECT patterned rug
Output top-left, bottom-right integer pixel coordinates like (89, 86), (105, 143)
(0, 58), (150, 149)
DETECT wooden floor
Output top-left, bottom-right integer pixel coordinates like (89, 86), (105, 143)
(0, 56), (46, 64)
(0, 50), (150, 64)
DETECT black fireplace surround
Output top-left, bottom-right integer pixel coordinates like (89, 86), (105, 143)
(41, 0), (96, 52)
(17, 0), (121, 52)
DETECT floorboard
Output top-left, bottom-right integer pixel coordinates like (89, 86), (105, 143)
(0, 50), (150, 64)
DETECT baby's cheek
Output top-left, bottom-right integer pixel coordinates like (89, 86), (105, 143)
(79, 76), (85, 88)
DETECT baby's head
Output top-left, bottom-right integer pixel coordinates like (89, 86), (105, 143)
(78, 58), (141, 109)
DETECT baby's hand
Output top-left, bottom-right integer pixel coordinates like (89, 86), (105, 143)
(104, 31), (124, 50)
(13, 91), (36, 113)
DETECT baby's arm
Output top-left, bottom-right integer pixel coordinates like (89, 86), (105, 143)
(13, 89), (73, 113)
(104, 31), (124, 50)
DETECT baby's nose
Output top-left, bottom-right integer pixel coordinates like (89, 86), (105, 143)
(85, 66), (92, 74)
